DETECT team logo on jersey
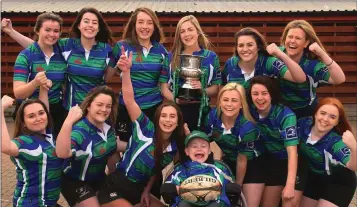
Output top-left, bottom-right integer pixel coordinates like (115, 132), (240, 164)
(340, 148), (350, 156)
(285, 126), (297, 139)
(36, 66), (44, 72)
(74, 59), (82, 64)
(246, 141), (254, 149)
(99, 147), (106, 155)
(273, 59), (285, 71)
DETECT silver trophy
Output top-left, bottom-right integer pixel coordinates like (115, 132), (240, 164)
(178, 54), (203, 101)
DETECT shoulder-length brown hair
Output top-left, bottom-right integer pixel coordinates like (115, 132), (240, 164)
(34, 12), (63, 41)
(312, 97), (352, 136)
(234, 27), (269, 57)
(79, 86), (118, 128)
(69, 7), (115, 44)
(13, 99), (53, 138)
(122, 7), (165, 62)
(153, 102), (185, 176)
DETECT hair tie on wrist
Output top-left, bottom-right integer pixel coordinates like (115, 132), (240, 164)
(326, 59), (334, 67)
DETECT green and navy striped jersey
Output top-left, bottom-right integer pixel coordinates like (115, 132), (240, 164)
(117, 112), (177, 183)
(13, 42), (67, 104)
(250, 104), (299, 159)
(63, 117), (117, 181)
(159, 49), (222, 89)
(278, 46), (330, 110)
(298, 117), (351, 175)
(11, 133), (63, 207)
(110, 40), (167, 109)
(58, 38), (112, 110)
(222, 54), (288, 89)
(203, 107), (262, 161)
(165, 160), (234, 207)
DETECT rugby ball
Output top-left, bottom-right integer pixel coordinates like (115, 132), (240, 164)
(179, 174), (222, 205)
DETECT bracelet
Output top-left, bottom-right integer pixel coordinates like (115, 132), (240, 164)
(326, 59), (334, 67)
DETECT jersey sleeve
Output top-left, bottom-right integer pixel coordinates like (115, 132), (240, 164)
(266, 56), (288, 78)
(237, 121), (259, 160)
(165, 164), (186, 186)
(313, 61), (331, 86)
(11, 136), (40, 160)
(132, 112), (155, 141)
(210, 53), (222, 85)
(109, 41), (123, 68)
(203, 109), (216, 136)
(279, 107), (299, 147)
(159, 52), (172, 84)
(13, 49), (31, 82)
(70, 128), (85, 157)
(330, 139), (351, 166)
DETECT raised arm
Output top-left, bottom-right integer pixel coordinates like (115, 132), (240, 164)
(56, 105), (83, 158)
(119, 46), (141, 121)
(1, 95), (19, 156)
(14, 71), (49, 99)
(38, 79), (52, 111)
(267, 43), (306, 83)
(342, 130), (357, 171)
(2, 18), (34, 48)
(309, 42), (345, 84)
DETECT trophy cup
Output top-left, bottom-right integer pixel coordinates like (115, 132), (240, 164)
(177, 54), (203, 101)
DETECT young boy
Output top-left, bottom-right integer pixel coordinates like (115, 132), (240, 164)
(164, 130), (235, 207)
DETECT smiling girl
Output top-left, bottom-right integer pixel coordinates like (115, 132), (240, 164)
(99, 50), (185, 207)
(279, 20), (345, 118)
(111, 7), (168, 143)
(5, 12), (67, 136)
(222, 27), (305, 90)
(160, 15), (222, 131)
(297, 97), (356, 207)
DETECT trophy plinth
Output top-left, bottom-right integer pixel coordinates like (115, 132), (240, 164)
(178, 55), (203, 101)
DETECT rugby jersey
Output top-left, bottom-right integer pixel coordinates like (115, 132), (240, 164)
(117, 112), (177, 183)
(278, 46), (330, 110)
(298, 117), (351, 175)
(13, 42), (67, 104)
(203, 107), (262, 161)
(250, 104), (299, 159)
(110, 40), (167, 109)
(222, 54), (288, 89)
(58, 38), (112, 110)
(165, 160), (233, 207)
(159, 49), (222, 90)
(63, 117), (117, 181)
(11, 133), (63, 207)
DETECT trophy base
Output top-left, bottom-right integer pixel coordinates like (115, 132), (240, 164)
(178, 88), (201, 101)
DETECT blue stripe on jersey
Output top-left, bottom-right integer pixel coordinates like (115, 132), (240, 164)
(11, 133), (63, 207)
(203, 107), (262, 160)
(222, 54), (288, 89)
(250, 104), (299, 159)
(58, 38), (112, 110)
(13, 42), (67, 104)
(117, 112), (177, 183)
(63, 117), (117, 181)
(298, 117), (351, 175)
(110, 41), (167, 109)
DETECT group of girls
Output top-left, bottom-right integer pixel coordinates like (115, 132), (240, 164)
(1, 5), (356, 207)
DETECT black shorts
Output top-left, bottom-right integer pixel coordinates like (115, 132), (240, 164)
(179, 103), (209, 131)
(243, 155), (266, 184)
(98, 170), (147, 205)
(263, 154), (307, 191)
(303, 167), (357, 207)
(60, 174), (104, 206)
(115, 102), (161, 142)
